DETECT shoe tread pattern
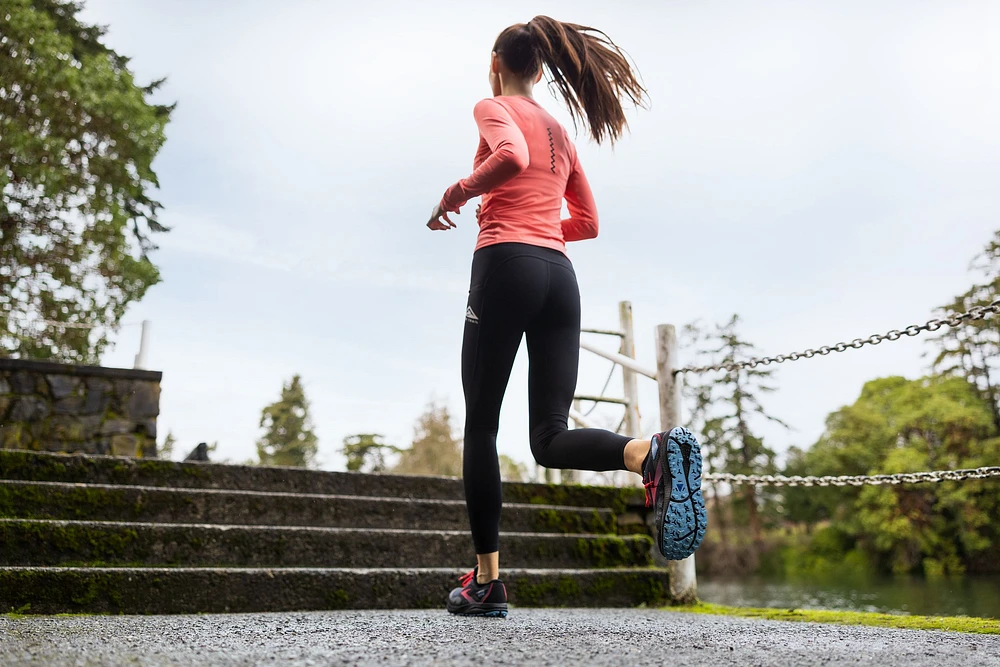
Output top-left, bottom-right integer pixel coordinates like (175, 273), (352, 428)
(660, 427), (707, 560)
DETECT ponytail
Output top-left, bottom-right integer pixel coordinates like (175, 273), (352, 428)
(493, 16), (647, 145)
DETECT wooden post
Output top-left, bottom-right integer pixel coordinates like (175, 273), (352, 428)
(655, 324), (698, 604)
(619, 302), (641, 440)
(619, 302), (643, 488)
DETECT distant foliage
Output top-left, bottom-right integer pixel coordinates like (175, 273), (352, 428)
(158, 430), (176, 460)
(393, 400), (463, 477)
(499, 454), (529, 482)
(256, 375), (318, 468)
(341, 434), (400, 473)
(782, 375), (1000, 576)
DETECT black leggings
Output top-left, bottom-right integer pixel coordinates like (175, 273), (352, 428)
(462, 242), (632, 554)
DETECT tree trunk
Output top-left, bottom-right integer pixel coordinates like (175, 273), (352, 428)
(709, 480), (728, 543)
(742, 485), (762, 543)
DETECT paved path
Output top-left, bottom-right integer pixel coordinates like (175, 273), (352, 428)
(2, 609), (997, 666)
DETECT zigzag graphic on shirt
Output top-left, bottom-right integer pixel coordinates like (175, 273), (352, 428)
(547, 127), (556, 173)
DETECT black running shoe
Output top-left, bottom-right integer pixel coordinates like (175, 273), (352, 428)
(446, 567), (508, 618)
(642, 427), (708, 560)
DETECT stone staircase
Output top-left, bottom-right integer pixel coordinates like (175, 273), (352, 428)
(0, 450), (670, 614)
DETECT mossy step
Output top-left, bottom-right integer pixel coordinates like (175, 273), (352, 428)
(0, 519), (653, 569)
(0, 566), (671, 614)
(0, 450), (644, 511)
(0, 480), (617, 535)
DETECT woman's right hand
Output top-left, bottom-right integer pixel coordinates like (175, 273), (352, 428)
(427, 203), (456, 231)
(475, 204), (481, 223)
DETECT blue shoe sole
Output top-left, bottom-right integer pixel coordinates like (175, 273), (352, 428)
(660, 427), (707, 560)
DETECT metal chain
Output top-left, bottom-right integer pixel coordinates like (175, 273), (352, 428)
(704, 466), (1000, 487)
(678, 299), (1000, 375)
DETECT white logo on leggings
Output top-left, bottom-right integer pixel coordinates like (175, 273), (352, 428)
(466, 306), (479, 324)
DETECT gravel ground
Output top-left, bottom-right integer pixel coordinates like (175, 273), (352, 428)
(2, 608), (997, 666)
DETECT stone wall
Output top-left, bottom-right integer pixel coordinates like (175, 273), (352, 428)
(0, 359), (161, 457)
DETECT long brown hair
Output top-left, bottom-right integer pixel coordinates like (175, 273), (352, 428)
(493, 16), (647, 145)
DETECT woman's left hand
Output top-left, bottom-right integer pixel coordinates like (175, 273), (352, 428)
(427, 203), (457, 231)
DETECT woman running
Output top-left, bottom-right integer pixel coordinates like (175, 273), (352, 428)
(427, 16), (707, 618)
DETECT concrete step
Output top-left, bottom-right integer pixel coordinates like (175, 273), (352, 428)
(0, 449), (644, 511)
(0, 519), (653, 569)
(0, 480), (617, 535)
(0, 566), (671, 614)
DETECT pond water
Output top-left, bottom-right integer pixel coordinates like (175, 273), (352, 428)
(697, 574), (1000, 619)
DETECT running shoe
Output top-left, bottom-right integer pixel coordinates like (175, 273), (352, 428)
(446, 566), (508, 618)
(642, 426), (707, 560)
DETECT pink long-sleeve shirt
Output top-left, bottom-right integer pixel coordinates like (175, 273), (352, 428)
(440, 96), (598, 255)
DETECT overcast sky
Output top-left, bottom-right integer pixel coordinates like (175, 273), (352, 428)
(83, 0), (999, 475)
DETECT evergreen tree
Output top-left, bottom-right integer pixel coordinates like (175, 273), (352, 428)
(393, 400), (463, 477)
(1, 0), (172, 362)
(256, 375), (318, 468)
(682, 316), (785, 546)
(931, 230), (1000, 430)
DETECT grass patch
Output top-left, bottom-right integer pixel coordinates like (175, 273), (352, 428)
(670, 602), (1000, 635)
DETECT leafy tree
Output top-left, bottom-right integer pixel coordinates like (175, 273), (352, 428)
(393, 400), (463, 477)
(256, 375), (318, 468)
(341, 433), (400, 473)
(0, 0), (172, 363)
(683, 316), (785, 545)
(789, 375), (1000, 575)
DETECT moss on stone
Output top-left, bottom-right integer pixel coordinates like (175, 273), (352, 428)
(628, 572), (666, 605)
(533, 508), (580, 534)
(327, 589), (351, 609)
(370, 579), (392, 599)
(0, 484), (139, 521)
(510, 579), (554, 606)
(504, 482), (643, 515)
(556, 576), (581, 598)
(1, 423), (26, 448)
(573, 536), (653, 568)
(575, 570), (668, 606)
(64, 572), (129, 612)
(178, 464), (212, 480)
(585, 574), (617, 597)
(1, 520), (143, 565)
(532, 508), (617, 535)
(70, 580), (101, 606)
(590, 509), (616, 535)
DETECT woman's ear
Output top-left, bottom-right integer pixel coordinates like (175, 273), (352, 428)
(491, 51), (501, 74)
(534, 68), (543, 84)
